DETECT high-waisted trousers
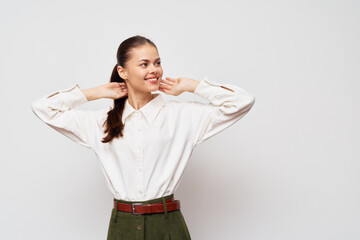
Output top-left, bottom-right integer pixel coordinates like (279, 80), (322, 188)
(106, 194), (192, 240)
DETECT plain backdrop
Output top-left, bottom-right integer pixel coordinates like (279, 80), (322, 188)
(1, 0), (359, 239)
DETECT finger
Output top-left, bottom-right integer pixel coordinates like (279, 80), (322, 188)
(165, 77), (177, 83)
(116, 82), (126, 87)
(160, 78), (174, 86)
(158, 86), (166, 92)
(114, 83), (124, 89)
(159, 83), (172, 90)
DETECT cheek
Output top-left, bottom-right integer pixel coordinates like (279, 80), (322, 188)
(133, 69), (146, 79)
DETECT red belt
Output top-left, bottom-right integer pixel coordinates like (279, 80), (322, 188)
(113, 197), (181, 215)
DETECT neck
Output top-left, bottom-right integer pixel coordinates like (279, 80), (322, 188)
(127, 92), (154, 110)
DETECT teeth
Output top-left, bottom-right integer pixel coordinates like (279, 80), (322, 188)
(146, 78), (157, 81)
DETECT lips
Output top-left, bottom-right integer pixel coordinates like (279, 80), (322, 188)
(145, 76), (158, 80)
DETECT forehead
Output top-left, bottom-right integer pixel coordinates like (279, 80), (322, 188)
(129, 44), (159, 61)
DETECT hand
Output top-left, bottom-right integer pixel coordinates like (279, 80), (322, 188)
(100, 82), (128, 100)
(159, 77), (198, 96)
(81, 82), (128, 101)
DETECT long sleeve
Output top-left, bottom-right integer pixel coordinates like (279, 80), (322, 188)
(189, 76), (255, 146)
(31, 84), (97, 149)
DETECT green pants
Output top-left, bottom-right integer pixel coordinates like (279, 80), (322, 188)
(106, 194), (192, 240)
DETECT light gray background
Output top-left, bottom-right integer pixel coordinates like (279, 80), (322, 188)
(1, 0), (359, 239)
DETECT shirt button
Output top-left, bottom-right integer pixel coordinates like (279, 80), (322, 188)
(139, 191), (143, 195)
(139, 168), (142, 172)
(137, 128), (141, 132)
(137, 225), (142, 230)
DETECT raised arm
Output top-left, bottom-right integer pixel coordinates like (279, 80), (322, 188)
(160, 76), (255, 147)
(189, 76), (255, 146)
(31, 82), (128, 148)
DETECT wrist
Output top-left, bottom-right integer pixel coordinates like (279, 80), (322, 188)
(81, 86), (103, 101)
(183, 78), (200, 93)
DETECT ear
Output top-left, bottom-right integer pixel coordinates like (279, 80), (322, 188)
(117, 65), (128, 80)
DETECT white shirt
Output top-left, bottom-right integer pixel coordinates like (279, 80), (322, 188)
(31, 76), (255, 201)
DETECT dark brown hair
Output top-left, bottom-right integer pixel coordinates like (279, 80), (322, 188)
(101, 35), (157, 143)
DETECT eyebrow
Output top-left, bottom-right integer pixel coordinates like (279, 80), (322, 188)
(138, 58), (161, 62)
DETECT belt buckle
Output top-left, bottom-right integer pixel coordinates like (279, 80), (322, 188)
(132, 202), (145, 215)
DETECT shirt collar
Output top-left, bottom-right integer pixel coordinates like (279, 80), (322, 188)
(121, 93), (165, 125)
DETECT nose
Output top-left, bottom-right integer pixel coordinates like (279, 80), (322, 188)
(149, 63), (157, 73)
(149, 65), (156, 73)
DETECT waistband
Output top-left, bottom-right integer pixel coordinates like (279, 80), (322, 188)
(113, 194), (174, 205)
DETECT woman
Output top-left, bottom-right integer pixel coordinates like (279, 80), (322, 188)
(31, 35), (255, 239)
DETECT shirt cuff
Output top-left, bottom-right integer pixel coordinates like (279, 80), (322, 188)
(194, 75), (236, 100)
(46, 84), (88, 110)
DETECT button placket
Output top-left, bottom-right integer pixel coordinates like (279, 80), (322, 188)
(133, 114), (145, 198)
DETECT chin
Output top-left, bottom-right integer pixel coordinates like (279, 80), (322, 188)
(148, 86), (159, 92)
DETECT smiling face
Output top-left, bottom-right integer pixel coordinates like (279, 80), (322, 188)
(117, 44), (163, 95)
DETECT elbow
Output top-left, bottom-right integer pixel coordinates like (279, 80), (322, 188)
(235, 94), (255, 115)
(31, 99), (45, 122)
(248, 94), (255, 109)
(218, 92), (256, 116)
(31, 100), (40, 115)
(245, 94), (255, 112)
(31, 99), (51, 122)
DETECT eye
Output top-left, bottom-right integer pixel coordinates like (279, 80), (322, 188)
(140, 62), (161, 67)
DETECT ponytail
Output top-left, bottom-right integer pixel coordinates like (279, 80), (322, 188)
(101, 64), (127, 143)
